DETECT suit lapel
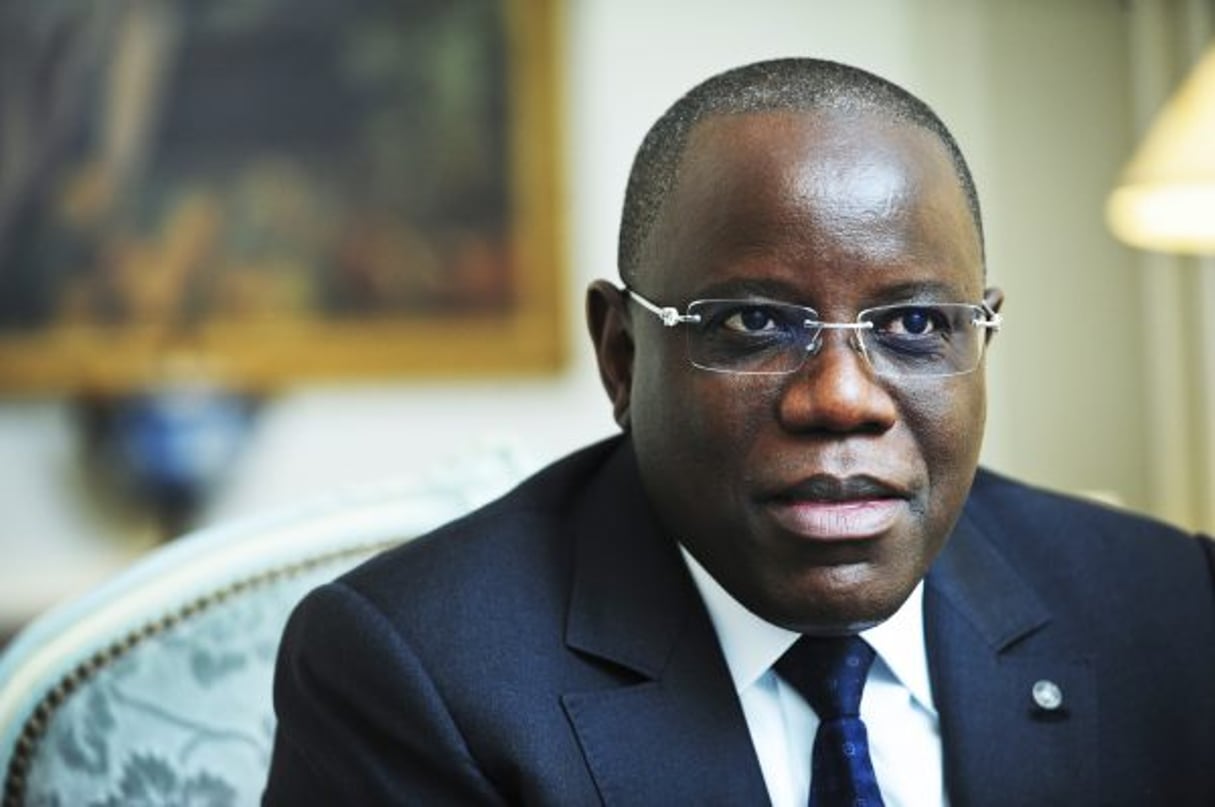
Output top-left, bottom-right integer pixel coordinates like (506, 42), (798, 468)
(561, 443), (769, 806)
(926, 504), (1097, 807)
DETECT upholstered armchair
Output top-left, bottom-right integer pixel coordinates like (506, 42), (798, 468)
(0, 444), (529, 806)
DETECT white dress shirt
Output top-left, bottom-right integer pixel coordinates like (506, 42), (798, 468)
(681, 547), (947, 807)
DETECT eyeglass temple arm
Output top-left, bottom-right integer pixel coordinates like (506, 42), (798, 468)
(978, 302), (1003, 332)
(625, 288), (700, 327)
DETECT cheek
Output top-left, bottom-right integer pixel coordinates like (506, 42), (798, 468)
(685, 374), (774, 458)
(632, 350), (769, 488)
(900, 376), (986, 494)
(630, 339), (708, 460)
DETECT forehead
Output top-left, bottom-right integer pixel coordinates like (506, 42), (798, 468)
(646, 109), (983, 300)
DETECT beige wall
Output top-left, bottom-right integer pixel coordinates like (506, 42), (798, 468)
(2, 0), (1207, 626)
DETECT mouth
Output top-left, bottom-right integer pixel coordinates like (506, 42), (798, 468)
(764, 475), (910, 542)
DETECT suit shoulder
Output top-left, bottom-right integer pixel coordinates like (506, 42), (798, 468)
(333, 438), (622, 622)
(965, 467), (1211, 574)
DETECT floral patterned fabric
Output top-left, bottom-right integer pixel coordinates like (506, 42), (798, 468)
(19, 556), (370, 806)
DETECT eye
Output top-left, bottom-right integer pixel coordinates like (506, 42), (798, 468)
(876, 306), (947, 336)
(721, 305), (783, 334)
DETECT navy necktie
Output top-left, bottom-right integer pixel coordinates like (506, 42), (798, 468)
(775, 635), (885, 807)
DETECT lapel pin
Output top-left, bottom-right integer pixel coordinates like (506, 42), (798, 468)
(1031, 679), (1064, 711)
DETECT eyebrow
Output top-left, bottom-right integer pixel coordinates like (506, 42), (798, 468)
(689, 278), (805, 301)
(866, 279), (971, 303)
(686, 277), (972, 305)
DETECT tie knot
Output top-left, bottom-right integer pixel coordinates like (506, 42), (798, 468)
(775, 635), (876, 720)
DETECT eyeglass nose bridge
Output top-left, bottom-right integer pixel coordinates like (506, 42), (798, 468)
(802, 319), (876, 366)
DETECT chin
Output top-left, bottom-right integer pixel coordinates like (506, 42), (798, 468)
(779, 606), (896, 637)
(767, 571), (914, 635)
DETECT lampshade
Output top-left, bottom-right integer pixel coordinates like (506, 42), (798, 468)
(1107, 43), (1215, 254)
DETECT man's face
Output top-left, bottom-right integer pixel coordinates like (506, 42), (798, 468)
(595, 109), (994, 635)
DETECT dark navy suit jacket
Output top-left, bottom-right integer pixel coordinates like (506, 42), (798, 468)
(264, 437), (1215, 805)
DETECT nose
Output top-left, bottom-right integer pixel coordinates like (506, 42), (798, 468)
(776, 329), (898, 434)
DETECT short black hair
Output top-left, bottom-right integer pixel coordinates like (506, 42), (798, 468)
(617, 58), (984, 284)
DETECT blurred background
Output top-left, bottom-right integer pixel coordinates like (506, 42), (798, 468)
(1, 0), (1213, 643)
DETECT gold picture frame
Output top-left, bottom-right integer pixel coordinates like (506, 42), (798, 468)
(0, 0), (564, 394)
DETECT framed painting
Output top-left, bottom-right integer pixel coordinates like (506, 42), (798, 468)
(0, 0), (564, 393)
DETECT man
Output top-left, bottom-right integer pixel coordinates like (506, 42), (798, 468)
(264, 59), (1215, 805)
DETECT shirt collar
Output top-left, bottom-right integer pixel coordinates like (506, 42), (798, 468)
(679, 545), (937, 716)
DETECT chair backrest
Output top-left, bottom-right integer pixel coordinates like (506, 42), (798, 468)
(0, 443), (530, 807)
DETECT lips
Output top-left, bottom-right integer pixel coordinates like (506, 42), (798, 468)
(764, 475), (910, 541)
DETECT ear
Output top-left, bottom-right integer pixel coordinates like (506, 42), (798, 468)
(586, 280), (634, 430)
(983, 286), (1004, 343)
(983, 286), (1005, 313)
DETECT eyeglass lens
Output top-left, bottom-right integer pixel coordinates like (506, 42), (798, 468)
(684, 300), (989, 378)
